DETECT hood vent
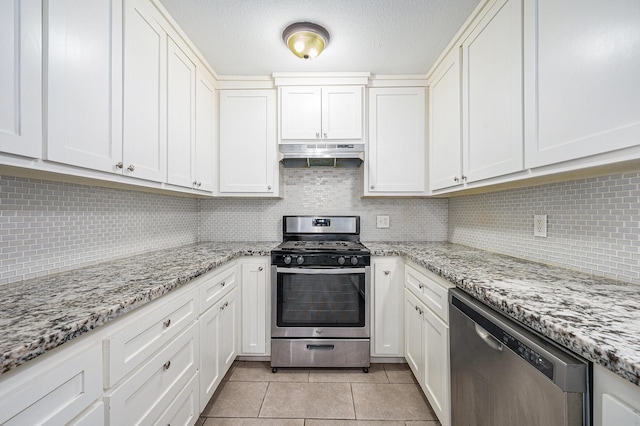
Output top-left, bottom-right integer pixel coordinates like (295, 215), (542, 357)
(279, 143), (364, 168)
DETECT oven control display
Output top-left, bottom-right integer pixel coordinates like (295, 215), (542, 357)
(312, 218), (331, 227)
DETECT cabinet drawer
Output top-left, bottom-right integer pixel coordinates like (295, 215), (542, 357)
(405, 263), (454, 323)
(68, 401), (105, 426)
(0, 343), (102, 425)
(104, 287), (198, 388)
(157, 371), (199, 426)
(200, 261), (237, 313)
(105, 321), (199, 425)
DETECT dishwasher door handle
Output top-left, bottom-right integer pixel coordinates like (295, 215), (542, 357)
(475, 324), (503, 352)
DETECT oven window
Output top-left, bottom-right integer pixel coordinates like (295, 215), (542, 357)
(277, 272), (366, 327)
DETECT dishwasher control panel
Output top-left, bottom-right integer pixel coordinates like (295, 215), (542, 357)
(501, 331), (554, 380)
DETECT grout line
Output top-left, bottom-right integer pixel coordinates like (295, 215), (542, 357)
(257, 380), (271, 419)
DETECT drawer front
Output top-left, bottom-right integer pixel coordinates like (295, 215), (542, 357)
(0, 343), (102, 425)
(405, 264), (453, 323)
(68, 401), (105, 426)
(104, 287), (198, 387)
(157, 372), (199, 426)
(200, 262), (237, 313)
(105, 321), (199, 426)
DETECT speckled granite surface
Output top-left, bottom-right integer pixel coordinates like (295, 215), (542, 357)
(0, 242), (277, 375)
(366, 241), (640, 387)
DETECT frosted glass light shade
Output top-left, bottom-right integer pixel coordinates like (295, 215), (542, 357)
(282, 22), (330, 59)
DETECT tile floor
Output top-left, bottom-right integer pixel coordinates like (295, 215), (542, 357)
(198, 361), (441, 426)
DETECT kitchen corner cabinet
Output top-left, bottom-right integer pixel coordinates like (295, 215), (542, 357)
(461, 0), (524, 184)
(371, 257), (404, 357)
(365, 87), (427, 195)
(523, 0), (640, 169)
(429, 48), (463, 191)
(405, 263), (454, 426)
(280, 86), (363, 141)
(45, 0), (123, 173)
(0, 0), (42, 158)
(593, 364), (640, 426)
(238, 257), (271, 356)
(219, 90), (279, 195)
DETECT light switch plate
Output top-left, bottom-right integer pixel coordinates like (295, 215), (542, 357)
(534, 215), (547, 237)
(377, 215), (390, 229)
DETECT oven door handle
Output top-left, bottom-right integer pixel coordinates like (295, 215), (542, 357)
(276, 267), (367, 274)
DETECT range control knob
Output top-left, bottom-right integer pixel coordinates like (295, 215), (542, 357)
(296, 256), (304, 265)
(351, 256), (359, 265)
(284, 256), (292, 265)
(337, 256), (346, 265)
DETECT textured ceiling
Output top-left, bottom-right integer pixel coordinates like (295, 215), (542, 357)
(157, 0), (481, 76)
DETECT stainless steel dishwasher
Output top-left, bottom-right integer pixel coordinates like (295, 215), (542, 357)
(449, 288), (591, 426)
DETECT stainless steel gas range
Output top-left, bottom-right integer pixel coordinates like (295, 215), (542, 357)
(270, 215), (371, 373)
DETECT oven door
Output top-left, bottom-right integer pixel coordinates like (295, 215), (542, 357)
(271, 266), (371, 338)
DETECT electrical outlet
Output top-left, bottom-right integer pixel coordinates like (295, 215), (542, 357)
(534, 215), (547, 237)
(376, 215), (390, 229)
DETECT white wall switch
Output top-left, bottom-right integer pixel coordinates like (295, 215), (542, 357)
(377, 215), (390, 229)
(534, 215), (547, 237)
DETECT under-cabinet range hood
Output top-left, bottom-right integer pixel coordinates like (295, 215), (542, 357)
(279, 143), (364, 168)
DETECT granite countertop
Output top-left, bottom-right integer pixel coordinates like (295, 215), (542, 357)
(366, 241), (640, 387)
(0, 242), (278, 375)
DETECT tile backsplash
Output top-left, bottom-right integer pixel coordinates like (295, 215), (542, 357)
(199, 168), (449, 242)
(0, 175), (199, 285)
(448, 172), (640, 284)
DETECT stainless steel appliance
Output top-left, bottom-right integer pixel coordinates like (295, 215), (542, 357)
(271, 215), (370, 372)
(449, 288), (591, 426)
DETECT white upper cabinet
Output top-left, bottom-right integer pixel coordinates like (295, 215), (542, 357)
(46, 0), (123, 173)
(219, 90), (278, 195)
(366, 87), (427, 195)
(0, 0), (42, 158)
(122, 0), (167, 182)
(462, 0), (524, 183)
(280, 86), (363, 141)
(429, 48), (463, 191)
(194, 68), (216, 193)
(166, 36), (196, 188)
(523, 0), (640, 168)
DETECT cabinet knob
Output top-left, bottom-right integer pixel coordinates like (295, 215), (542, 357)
(415, 305), (419, 312)
(384, 270), (390, 275)
(115, 162), (123, 169)
(127, 164), (135, 172)
(197, 181), (202, 187)
(258, 266), (264, 271)
(370, 185), (375, 190)
(454, 176), (459, 182)
(163, 360), (171, 370)
(221, 281), (225, 287)
(163, 319), (171, 328)
(315, 132), (320, 138)
(323, 132), (327, 138)
(462, 175), (467, 181)
(418, 283), (424, 289)
(267, 185), (272, 190)
(193, 180), (198, 186)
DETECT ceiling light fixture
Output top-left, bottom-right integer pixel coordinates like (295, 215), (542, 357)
(282, 22), (330, 60)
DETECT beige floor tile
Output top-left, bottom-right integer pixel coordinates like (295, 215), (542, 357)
(231, 361), (310, 382)
(383, 363), (418, 384)
(204, 418), (304, 426)
(202, 381), (269, 418)
(259, 382), (355, 419)
(405, 422), (441, 426)
(352, 383), (437, 421)
(309, 364), (388, 383)
(306, 420), (405, 426)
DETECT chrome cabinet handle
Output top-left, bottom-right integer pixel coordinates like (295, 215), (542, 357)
(163, 360), (171, 370)
(163, 319), (171, 328)
(258, 266), (264, 271)
(220, 301), (229, 310)
(116, 162), (123, 169)
(462, 175), (467, 181)
(220, 281), (225, 287)
(418, 283), (424, 289)
(127, 164), (135, 172)
(384, 270), (390, 275)
(454, 176), (459, 182)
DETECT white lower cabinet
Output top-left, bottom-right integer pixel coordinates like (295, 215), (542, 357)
(405, 263), (453, 426)
(594, 363), (640, 426)
(105, 321), (200, 425)
(371, 257), (404, 357)
(238, 257), (270, 356)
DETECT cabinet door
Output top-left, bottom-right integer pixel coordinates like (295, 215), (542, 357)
(240, 260), (269, 355)
(220, 288), (238, 373)
(194, 68), (216, 192)
(367, 87), (426, 194)
(404, 289), (424, 388)
(46, 0), (123, 173)
(219, 90), (276, 194)
(280, 86), (321, 140)
(430, 48), (463, 191)
(462, 0), (523, 183)
(524, 0), (640, 168)
(322, 86), (363, 140)
(424, 308), (450, 426)
(372, 258), (404, 357)
(199, 298), (222, 411)
(122, 0), (167, 182)
(0, 0), (41, 158)
(166, 36), (196, 188)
